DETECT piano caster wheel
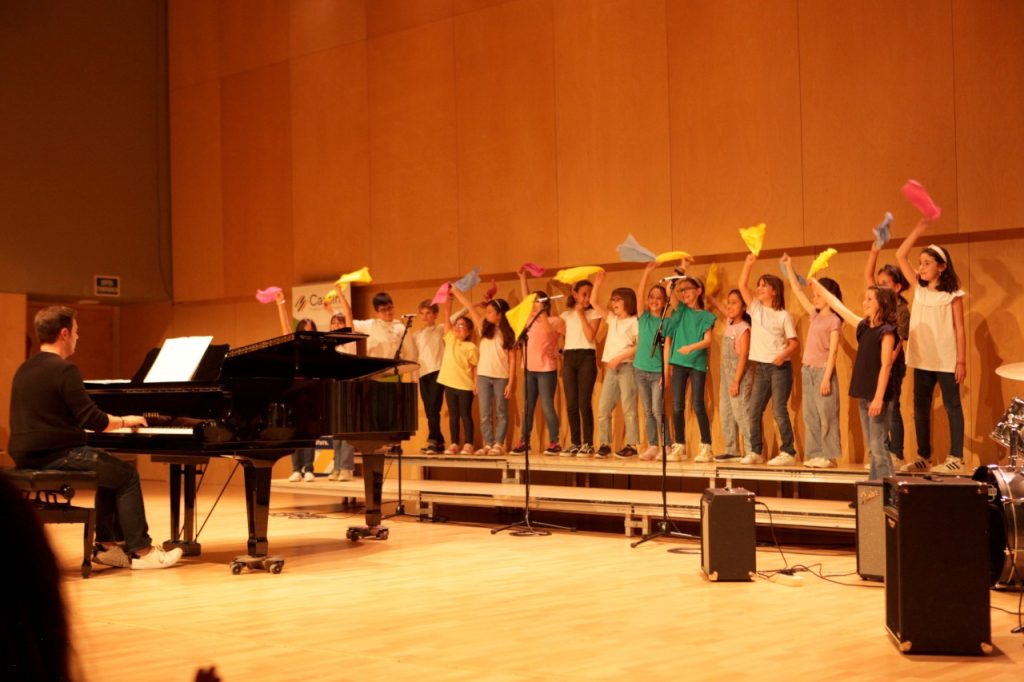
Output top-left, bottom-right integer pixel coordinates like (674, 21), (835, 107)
(346, 525), (389, 542)
(230, 555), (285, 574)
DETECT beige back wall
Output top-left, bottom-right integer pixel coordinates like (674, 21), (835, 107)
(164, 0), (1024, 465)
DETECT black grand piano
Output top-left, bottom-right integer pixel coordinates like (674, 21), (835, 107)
(85, 330), (417, 572)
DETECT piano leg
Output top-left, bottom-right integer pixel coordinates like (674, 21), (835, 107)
(156, 457), (205, 556)
(346, 451), (389, 541)
(229, 461), (285, 574)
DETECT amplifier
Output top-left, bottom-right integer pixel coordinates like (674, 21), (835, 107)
(855, 481), (885, 581)
(883, 477), (992, 655)
(700, 488), (755, 582)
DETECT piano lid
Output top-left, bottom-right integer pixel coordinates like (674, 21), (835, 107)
(223, 330), (415, 380)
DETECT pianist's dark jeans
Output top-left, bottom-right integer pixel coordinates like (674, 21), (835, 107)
(44, 446), (152, 553)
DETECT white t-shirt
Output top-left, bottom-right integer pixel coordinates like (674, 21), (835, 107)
(560, 309), (602, 350)
(413, 324), (445, 376)
(601, 314), (639, 363)
(353, 318), (415, 362)
(748, 300), (797, 363)
(478, 332), (511, 379)
(906, 286), (965, 373)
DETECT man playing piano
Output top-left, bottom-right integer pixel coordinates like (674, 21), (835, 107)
(8, 306), (182, 570)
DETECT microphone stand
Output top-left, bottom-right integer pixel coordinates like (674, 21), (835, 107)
(632, 276), (697, 547)
(493, 303), (575, 536)
(384, 315), (446, 522)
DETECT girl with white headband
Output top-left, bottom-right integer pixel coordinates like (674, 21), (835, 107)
(895, 219), (967, 473)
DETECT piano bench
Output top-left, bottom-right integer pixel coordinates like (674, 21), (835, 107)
(2, 469), (98, 578)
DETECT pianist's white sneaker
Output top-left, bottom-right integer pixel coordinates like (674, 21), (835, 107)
(131, 546), (183, 570)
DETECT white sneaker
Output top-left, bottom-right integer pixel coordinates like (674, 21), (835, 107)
(488, 443), (505, 456)
(287, 471), (303, 482)
(767, 452), (797, 466)
(693, 443), (714, 463)
(804, 457), (837, 469)
(460, 443), (475, 455)
(131, 546), (183, 570)
(93, 544), (131, 568)
(474, 446), (489, 455)
(444, 444), (459, 455)
(929, 458), (969, 474)
(336, 469), (353, 481)
(303, 471), (316, 482)
(638, 445), (659, 461)
(666, 443), (686, 462)
(738, 453), (764, 465)
(863, 460), (872, 470)
(327, 469), (341, 481)
(900, 458), (930, 472)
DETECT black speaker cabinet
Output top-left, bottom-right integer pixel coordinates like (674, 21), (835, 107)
(883, 477), (992, 655)
(855, 481), (885, 581)
(700, 488), (755, 581)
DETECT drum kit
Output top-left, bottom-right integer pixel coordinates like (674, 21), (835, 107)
(973, 362), (1024, 590)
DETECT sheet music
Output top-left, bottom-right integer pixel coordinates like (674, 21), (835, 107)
(143, 336), (214, 383)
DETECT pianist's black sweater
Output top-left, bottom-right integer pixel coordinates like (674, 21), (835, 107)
(8, 352), (111, 469)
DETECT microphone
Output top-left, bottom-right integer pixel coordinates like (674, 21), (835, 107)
(400, 313), (416, 319)
(537, 294), (565, 301)
(660, 275), (688, 282)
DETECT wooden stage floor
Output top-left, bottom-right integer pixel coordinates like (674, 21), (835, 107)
(49, 482), (1023, 682)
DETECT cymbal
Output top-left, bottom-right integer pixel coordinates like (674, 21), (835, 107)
(996, 362), (1024, 381)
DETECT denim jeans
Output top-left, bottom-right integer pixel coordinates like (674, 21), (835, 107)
(44, 446), (152, 552)
(291, 447), (314, 473)
(331, 438), (354, 471)
(886, 361), (906, 459)
(747, 361), (796, 456)
(671, 365), (711, 445)
(858, 399), (893, 479)
(598, 364), (639, 445)
(634, 368), (664, 447)
(477, 375), (509, 445)
(562, 349), (597, 446)
(720, 341), (752, 455)
(419, 370), (445, 447)
(912, 369), (964, 458)
(801, 366), (841, 460)
(522, 369), (559, 444)
(445, 386), (474, 444)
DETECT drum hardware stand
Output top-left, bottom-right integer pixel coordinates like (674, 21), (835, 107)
(493, 298), (575, 537)
(633, 275), (698, 548)
(384, 316), (446, 523)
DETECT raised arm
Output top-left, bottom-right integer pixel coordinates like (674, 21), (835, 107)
(780, 254), (815, 316)
(864, 243), (880, 288)
(442, 295), (454, 334)
(895, 218), (930, 290)
(738, 253), (756, 306)
(517, 266), (529, 300)
(809, 277), (861, 327)
(636, 261), (658, 304)
(451, 286), (481, 328)
(590, 270), (609, 318)
(706, 292), (726, 317)
(335, 283), (354, 325)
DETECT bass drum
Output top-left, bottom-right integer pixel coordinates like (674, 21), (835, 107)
(972, 465), (1024, 588)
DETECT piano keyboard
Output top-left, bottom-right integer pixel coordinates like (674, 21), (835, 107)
(107, 427), (193, 435)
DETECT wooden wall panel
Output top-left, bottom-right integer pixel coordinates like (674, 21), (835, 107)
(667, 0), (803, 256)
(454, 0), (558, 275)
(118, 302), (173, 378)
(965, 236), (1024, 465)
(0, 293), (27, 462)
(553, 0), (672, 266)
(221, 64), (294, 298)
(219, 0), (290, 77)
(168, 0), (220, 90)
(455, 0), (514, 14)
(291, 43), (371, 283)
(170, 81), (225, 302)
(368, 21), (459, 283)
(799, 0), (958, 243)
(367, 0), (453, 38)
(289, 0), (366, 58)
(953, 0), (1024, 232)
